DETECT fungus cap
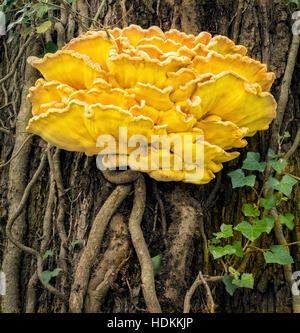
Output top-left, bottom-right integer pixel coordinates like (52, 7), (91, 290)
(27, 25), (277, 184)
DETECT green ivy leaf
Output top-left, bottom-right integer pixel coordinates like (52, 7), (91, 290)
(228, 169), (256, 188)
(243, 203), (260, 217)
(267, 149), (284, 159)
(267, 175), (298, 196)
(45, 40), (58, 53)
(42, 249), (54, 261)
(7, 31), (15, 43)
(279, 213), (295, 231)
(48, 16), (57, 23)
(213, 224), (233, 239)
(242, 152), (266, 172)
(261, 215), (276, 234)
(36, 20), (52, 33)
(232, 241), (245, 258)
(209, 242), (244, 259)
(208, 245), (236, 259)
(223, 275), (238, 296)
(151, 254), (163, 276)
(41, 270), (52, 287)
(232, 273), (254, 289)
(267, 177), (279, 189)
(34, 3), (48, 18)
(38, 41), (58, 58)
(41, 268), (62, 286)
(209, 238), (221, 245)
(47, 5), (60, 10)
(269, 158), (288, 174)
(68, 240), (80, 251)
(260, 193), (278, 209)
(263, 245), (294, 265)
(234, 221), (255, 241)
(51, 268), (62, 277)
(234, 219), (270, 242)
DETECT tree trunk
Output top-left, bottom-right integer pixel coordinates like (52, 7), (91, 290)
(0, 0), (299, 313)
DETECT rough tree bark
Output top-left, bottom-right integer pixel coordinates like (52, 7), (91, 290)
(0, 0), (299, 313)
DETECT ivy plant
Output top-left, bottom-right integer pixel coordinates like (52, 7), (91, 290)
(209, 136), (298, 295)
(41, 249), (62, 286)
(0, 0), (76, 50)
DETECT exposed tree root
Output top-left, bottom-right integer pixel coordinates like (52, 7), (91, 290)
(1, 41), (40, 312)
(0, 134), (34, 169)
(183, 272), (222, 313)
(69, 182), (131, 312)
(285, 126), (300, 160)
(129, 175), (162, 313)
(85, 214), (130, 312)
(70, 170), (162, 313)
(270, 33), (300, 151)
(5, 146), (67, 303)
(101, 169), (140, 184)
(51, 148), (69, 311)
(25, 150), (56, 313)
(270, 208), (300, 313)
(0, 33), (34, 86)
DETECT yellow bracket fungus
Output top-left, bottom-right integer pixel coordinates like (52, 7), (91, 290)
(26, 25), (277, 184)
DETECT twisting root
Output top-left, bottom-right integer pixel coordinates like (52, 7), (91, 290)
(5, 146), (67, 302)
(25, 149), (56, 312)
(85, 214), (130, 313)
(198, 272), (215, 313)
(0, 33), (34, 85)
(270, 208), (300, 313)
(271, 33), (300, 141)
(51, 148), (69, 311)
(101, 169), (140, 184)
(285, 126), (300, 160)
(102, 171), (162, 312)
(184, 272), (222, 313)
(129, 175), (162, 313)
(71, 170), (161, 313)
(69, 183), (131, 313)
(0, 134), (34, 168)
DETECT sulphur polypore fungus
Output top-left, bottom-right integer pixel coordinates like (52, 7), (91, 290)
(26, 25), (277, 184)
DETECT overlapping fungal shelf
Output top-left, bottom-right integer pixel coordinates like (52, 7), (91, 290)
(27, 25), (277, 184)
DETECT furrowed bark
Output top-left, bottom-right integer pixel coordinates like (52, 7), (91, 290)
(1, 41), (40, 313)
